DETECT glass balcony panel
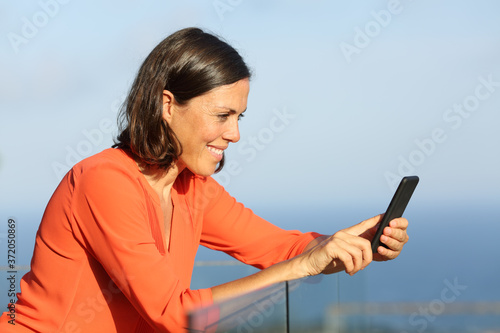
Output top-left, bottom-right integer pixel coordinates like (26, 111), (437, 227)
(188, 282), (287, 333)
(288, 275), (339, 333)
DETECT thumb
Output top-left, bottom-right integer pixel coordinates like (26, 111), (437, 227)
(344, 214), (383, 236)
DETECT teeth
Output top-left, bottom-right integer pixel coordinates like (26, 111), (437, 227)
(207, 146), (223, 155)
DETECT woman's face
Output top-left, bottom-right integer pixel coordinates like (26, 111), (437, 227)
(164, 78), (249, 177)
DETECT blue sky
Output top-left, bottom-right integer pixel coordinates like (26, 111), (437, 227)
(1, 0), (499, 260)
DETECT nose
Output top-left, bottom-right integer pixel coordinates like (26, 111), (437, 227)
(222, 118), (240, 143)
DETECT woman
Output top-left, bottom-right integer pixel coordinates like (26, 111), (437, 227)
(0, 27), (409, 332)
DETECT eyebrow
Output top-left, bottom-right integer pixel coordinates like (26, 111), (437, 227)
(214, 106), (247, 114)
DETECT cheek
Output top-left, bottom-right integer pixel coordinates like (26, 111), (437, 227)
(182, 126), (221, 153)
(199, 123), (224, 143)
(175, 115), (224, 150)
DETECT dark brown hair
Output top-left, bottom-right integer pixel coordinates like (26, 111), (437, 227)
(113, 27), (251, 172)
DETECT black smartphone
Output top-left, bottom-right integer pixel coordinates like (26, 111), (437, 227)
(371, 176), (419, 253)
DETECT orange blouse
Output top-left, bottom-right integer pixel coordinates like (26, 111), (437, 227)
(0, 148), (320, 332)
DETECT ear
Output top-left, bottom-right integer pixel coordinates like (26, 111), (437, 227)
(162, 90), (176, 125)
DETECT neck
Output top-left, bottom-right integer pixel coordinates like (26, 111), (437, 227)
(139, 162), (186, 201)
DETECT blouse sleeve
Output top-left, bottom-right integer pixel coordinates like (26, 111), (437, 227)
(70, 165), (211, 332)
(199, 177), (322, 269)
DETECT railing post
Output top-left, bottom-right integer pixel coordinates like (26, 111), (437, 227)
(285, 280), (290, 333)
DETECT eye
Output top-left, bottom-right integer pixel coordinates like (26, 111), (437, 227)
(216, 112), (245, 122)
(217, 113), (230, 121)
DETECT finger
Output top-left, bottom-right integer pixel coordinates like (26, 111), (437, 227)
(376, 245), (400, 260)
(383, 226), (409, 243)
(349, 235), (373, 269)
(389, 217), (408, 230)
(339, 238), (372, 274)
(344, 214), (383, 236)
(362, 240), (373, 268)
(344, 246), (363, 275)
(327, 238), (362, 275)
(380, 234), (405, 252)
(334, 247), (355, 274)
(327, 232), (374, 275)
(347, 244), (364, 274)
(350, 234), (373, 268)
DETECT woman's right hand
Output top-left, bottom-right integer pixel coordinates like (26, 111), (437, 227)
(295, 216), (381, 277)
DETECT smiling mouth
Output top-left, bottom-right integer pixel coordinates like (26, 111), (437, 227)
(207, 146), (224, 161)
(207, 146), (223, 156)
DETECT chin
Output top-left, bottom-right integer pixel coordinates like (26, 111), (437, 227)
(186, 165), (218, 178)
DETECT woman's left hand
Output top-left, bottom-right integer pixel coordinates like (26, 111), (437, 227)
(360, 215), (409, 261)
